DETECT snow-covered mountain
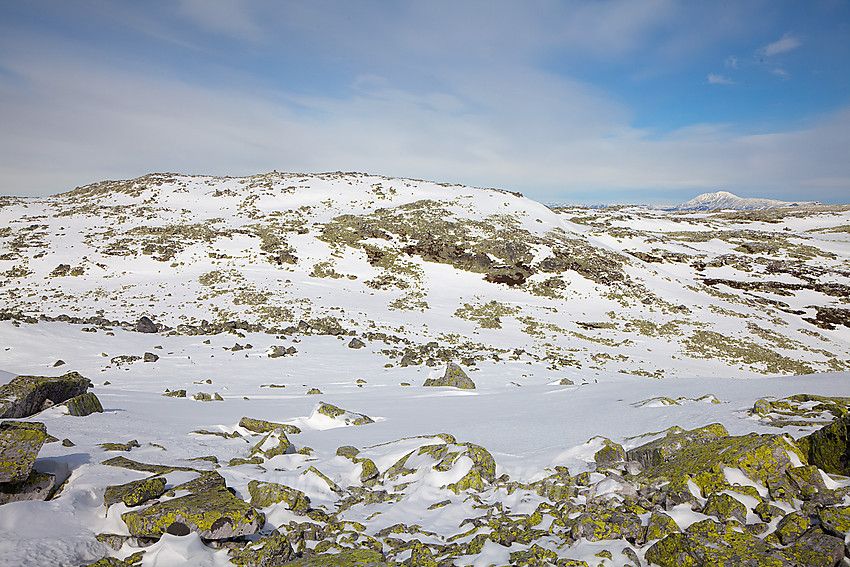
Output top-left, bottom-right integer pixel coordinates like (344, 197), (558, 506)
(0, 172), (849, 566)
(672, 190), (820, 211)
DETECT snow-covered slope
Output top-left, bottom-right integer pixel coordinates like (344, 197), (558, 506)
(0, 172), (849, 566)
(672, 190), (820, 211)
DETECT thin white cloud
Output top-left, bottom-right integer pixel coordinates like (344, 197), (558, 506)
(707, 73), (735, 85)
(761, 32), (802, 57)
(724, 56), (739, 69)
(771, 68), (790, 79)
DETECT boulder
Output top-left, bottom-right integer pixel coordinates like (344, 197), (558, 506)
(247, 480), (310, 514)
(0, 421), (48, 483)
(121, 486), (262, 539)
(423, 363), (475, 389)
(143, 352), (159, 362)
(627, 423), (728, 469)
(239, 417), (301, 435)
(135, 316), (158, 333)
(315, 402), (373, 426)
(63, 392), (104, 416)
(104, 476), (167, 507)
(284, 549), (389, 567)
(348, 338), (366, 349)
(0, 372), (91, 418)
(0, 470), (56, 504)
(229, 532), (295, 567)
(798, 413), (850, 475)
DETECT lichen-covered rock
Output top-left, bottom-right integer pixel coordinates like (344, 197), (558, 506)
(336, 445), (360, 460)
(446, 442), (497, 493)
(284, 549), (389, 567)
(639, 431), (805, 488)
(774, 511), (811, 545)
(627, 423), (728, 469)
(248, 480), (310, 514)
(315, 402), (374, 426)
(0, 420), (48, 483)
(250, 431), (292, 459)
(83, 558), (134, 567)
(798, 414), (850, 475)
(0, 372), (91, 418)
(239, 417), (301, 435)
(229, 532), (295, 567)
(594, 439), (627, 466)
(0, 470), (55, 504)
(169, 470), (227, 496)
(570, 508), (643, 542)
(817, 505), (850, 536)
(782, 530), (845, 567)
(121, 486), (262, 539)
(63, 392), (104, 416)
(359, 458), (379, 483)
(701, 492), (746, 524)
(645, 510), (679, 541)
(103, 476), (167, 507)
(423, 363), (475, 389)
(785, 464), (827, 498)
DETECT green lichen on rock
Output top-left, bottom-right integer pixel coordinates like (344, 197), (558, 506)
(751, 393), (850, 428)
(774, 511), (811, 545)
(121, 486), (262, 539)
(250, 431), (292, 459)
(569, 508), (642, 542)
(798, 413), (850, 475)
(239, 416), (301, 435)
(248, 480), (310, 514)
(785, 464), (827, 498)
(423, 363), (475, 389)
(701, 492), (746, 524)
(594, 438), (626, 466)
(62, 392), (104, 416)
(0, 420), (47, 483)
(99, 440), (140, 452)
(645, 510), (679, 541)
(446, 443), (497, 493)
(284, 549), (389, 567)
(0, 470), (56, 504)
(0, 371), (91, 418)
(817, 505), (850, 535)
(101, 455), (197, 474)
(627, 423), (729, 469)
(316, 402), (374, 425)
(103, 476), (166, 507)
(229, 532), (295, 567)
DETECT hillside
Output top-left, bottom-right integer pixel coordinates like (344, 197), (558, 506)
(671, 190), (821, 211)
(0, 172), (849, 566)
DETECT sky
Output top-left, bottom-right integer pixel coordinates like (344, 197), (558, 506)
(0, 1), (848, 205)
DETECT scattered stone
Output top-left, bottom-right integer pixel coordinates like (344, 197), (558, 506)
(163, 389), (186, 398)
(348, 338), (365, 349)
(61, 438), (74, 447)
(0, 421), (48, 483)
(121, 487), (263, 539)
(143, 352), (159, 362)
(135, 316), (158, 333)
(104, 476), (167, 507)
(0, 371), (91, 418)
(306, 388), (322, 395)
(99, 440), (140, 452)
(53, 360), (65, 367)
(63, 392), (104, 416)
(423, 363), (475, 389)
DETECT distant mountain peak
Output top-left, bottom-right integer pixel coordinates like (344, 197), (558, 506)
(672, 190), (820, 211)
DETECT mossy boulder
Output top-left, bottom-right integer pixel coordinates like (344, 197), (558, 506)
(798, 413), (850, 475)
(627, 423), (728, 469)
(62, 392), (104, 416)
(701, 492), (746, 524)
(569, 508), (643, 542)
(423, 363), (475, 389)
(0, 420), (48, 483)
(121, 486), (262, 539)
(229, 532), (295, 567)
(103, 476), (167, 507)
(645, 510), (679, 541)
(446, 442), (497, 493)
(250, 431), (292, 459)
(817, 505), (850, 536)
(315, 402), (373, 426)
(239, 417), (301, 435)
(774, 511), (811, 545)
(594, 439), (627, 466)
(0, 372), (91, 418)
(248, 480), (310, 515)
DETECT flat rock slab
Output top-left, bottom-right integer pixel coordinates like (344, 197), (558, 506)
(63, 392), (104, 417)
(121, 487), (262, 539)
(104, 476), (167, 507)
(0, 421), (48, 483)
(285, 550), (389, 567)
(0, 372), (91, 418)
(0, 470), (56, 504)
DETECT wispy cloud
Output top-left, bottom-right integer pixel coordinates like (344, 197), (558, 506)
(707, 73), (735, 85)
(724, 56), (739, 69)
(771, 68), (790, 80)
(761, 32), (802, 57)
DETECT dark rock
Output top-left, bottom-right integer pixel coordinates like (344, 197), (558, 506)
(0, 371), (91, 418)
(348, 338), (366, 349)
(135, 316), (158, 333)
(627, 424), (728, 469)
(229, 532), (295, 567)
(143, 352), (159, 362)
(52, 360), (65, 367)
(248, 480), (310, 514)
(798, 413), (850, 476)
(0, 470), (56, 504)
(104, 476), (167, 507)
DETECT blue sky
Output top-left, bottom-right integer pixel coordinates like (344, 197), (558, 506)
(1, 1), (848, 204)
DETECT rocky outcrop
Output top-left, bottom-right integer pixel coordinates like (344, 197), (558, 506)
(103, 476), (167, 508)
(423, 363), (475, 389)
(63, 392), (104, 416)
(798, 413), (850, 475)
(248, 480), (311, 514)
(0, 421), (55, 504)
(0, 372), (91, 418)
(314, 402), (374, 426)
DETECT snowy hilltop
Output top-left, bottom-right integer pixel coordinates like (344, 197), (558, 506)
(672, 190), (821, 211)
(0, 172), (849, 566)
